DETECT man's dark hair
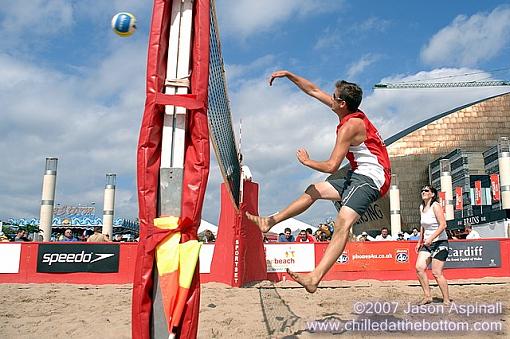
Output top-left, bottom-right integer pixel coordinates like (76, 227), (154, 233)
(94, 226), (102, 233)
(381, 227), (389, 232)
(335, 80), (363, 112)
(284, 227), (292, 233)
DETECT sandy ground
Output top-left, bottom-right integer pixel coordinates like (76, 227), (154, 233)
(0, 278), (508, 338)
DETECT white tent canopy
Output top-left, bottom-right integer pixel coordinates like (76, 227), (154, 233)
(198, 219), (218, 236)
(268, 218), (317, 235)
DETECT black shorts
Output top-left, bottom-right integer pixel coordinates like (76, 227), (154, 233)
(327, 171), (380, 216)
(419, 240), (449, 261)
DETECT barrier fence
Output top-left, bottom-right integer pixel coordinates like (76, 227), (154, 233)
(1, 239), (509, 284)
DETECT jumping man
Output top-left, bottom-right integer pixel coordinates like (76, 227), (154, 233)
(246, 70), (391, 293)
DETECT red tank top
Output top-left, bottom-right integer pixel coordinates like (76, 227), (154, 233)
(336, 110), (391, 196)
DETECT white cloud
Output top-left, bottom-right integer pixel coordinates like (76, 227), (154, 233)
(216, 0), (344, 39)
(0, 0), (73, 36)
(315, 17), (390, 50)
(0, 34), (146, 220)
(346, 54), (380, 79)
(225, 55), (276, 88)
(421, 6), (510, 66)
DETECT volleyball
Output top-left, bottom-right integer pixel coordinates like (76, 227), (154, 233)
(111, 12), (136, 37)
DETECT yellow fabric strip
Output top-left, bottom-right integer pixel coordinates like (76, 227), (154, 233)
(178, 240), (202, 287)
(154, 216), (179, 230)
(156, 232), (181, 274)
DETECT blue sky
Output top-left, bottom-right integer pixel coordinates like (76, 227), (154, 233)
(1, 0), (510, 227)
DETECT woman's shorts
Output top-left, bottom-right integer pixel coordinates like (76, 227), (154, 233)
(419, 239), (449, 261)
(326, 171), (380, 216)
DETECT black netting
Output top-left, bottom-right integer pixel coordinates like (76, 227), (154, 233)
(207, 2), (241, 206)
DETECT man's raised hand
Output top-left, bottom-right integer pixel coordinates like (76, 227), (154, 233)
(269, 70), (288, 86)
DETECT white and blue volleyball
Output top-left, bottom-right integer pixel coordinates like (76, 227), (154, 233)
(111, 12), (136, 37)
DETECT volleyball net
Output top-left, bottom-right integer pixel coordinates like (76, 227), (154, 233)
(207, 2), (241, 207)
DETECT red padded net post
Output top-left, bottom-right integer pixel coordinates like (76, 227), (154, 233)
(210, 181), (267, 286)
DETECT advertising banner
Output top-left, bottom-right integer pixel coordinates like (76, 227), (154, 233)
(264, 243), (315, 273)
(37, 243), (120, 273)
(474, 180), (482, 206)
(445, 240), (501, 268)
(332, 242), (412, 271)
(490, 174), (501, 202)
(455, 187), (463, 210)
(0, 244), (21, 273)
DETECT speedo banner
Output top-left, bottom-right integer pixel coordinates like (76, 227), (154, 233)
(37, 243), (120, 273)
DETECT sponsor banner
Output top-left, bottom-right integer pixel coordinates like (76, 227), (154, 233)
(333, 242), (411, 271)
(445, 240), (501, 268)
(264, 243), (315, 273)
(199, 244), (214, 274)
(474, 180), (482, 206)
(490, 174), (501, 202)
(37, 244), (119, 273)
(455, 187), (463, 210)
(0, 244), (21, 273)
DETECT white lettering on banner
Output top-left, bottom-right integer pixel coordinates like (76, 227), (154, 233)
(0, 244), (22, 273)
(41, 251), (115, 266)
(264, 244), (315, 272)
(234, 239), (239, 284)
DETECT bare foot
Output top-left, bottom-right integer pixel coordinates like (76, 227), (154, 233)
(245, 212), (276, 233)
(417, 297), (433, 305)
(443, 299), (452, 307)
(286, 268), (319, 293)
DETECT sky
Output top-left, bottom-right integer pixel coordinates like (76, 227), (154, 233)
(1, 0), (510, 227)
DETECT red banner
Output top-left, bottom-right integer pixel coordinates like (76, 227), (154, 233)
(474, 180), (482, 206)
(438, 191), (446, 212)
(490, 174), (501, 202)
(455, 187), (463, 210)
(331, 242), (412, 271)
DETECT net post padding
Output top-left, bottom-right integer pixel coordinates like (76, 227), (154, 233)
(210, 181), (267, 286)
(132, 0), (210, 338)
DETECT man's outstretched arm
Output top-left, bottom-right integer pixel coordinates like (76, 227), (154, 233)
(269, 70), (332, 107)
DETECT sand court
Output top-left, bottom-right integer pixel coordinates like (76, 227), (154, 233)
(1, 278), (508, 338)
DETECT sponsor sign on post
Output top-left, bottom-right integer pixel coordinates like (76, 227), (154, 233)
(264, 243), (315, 273)
(474, 180), (482, 206)
(490, 174), (501, 202)
(37, 244), (120, 273)
(455, 187), (463, 210)
(445, 240), (501, 268)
